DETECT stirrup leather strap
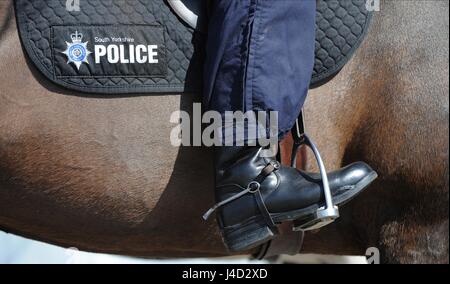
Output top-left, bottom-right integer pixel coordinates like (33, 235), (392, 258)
(203, 161), (280, 229)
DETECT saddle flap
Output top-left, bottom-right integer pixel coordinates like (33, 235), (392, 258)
(15, 0), (372, 95)
(15, 0), (205, 95)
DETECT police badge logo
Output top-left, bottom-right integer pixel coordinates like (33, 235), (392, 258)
(62, 31), (92, 70)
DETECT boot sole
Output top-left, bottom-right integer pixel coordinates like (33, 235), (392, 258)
(271, 170), (378, 222)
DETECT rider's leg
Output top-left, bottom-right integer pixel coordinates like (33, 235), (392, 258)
(203, 0), (378, 252)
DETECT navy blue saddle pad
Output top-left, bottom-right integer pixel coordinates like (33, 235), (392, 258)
(15, 0), (372, 95)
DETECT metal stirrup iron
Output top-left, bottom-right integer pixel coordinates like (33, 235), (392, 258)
(291, 111), (340, 231)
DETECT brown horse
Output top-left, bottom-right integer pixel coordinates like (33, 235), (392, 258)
(0, 0), (448, 263)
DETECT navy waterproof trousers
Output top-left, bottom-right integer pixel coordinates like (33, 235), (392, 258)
(204, 0), (316, 143)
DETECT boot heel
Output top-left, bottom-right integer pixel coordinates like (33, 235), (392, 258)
(222, 217), (276, 252)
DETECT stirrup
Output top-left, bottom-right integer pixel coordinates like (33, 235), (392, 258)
(290, 111), (340, 231)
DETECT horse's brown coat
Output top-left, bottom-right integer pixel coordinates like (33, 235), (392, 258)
(0, 0), (448, 263)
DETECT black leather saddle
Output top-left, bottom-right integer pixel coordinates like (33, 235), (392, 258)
(15, 0), (373, 95)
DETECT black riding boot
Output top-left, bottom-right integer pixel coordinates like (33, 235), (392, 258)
(204, 146), (378, 252)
